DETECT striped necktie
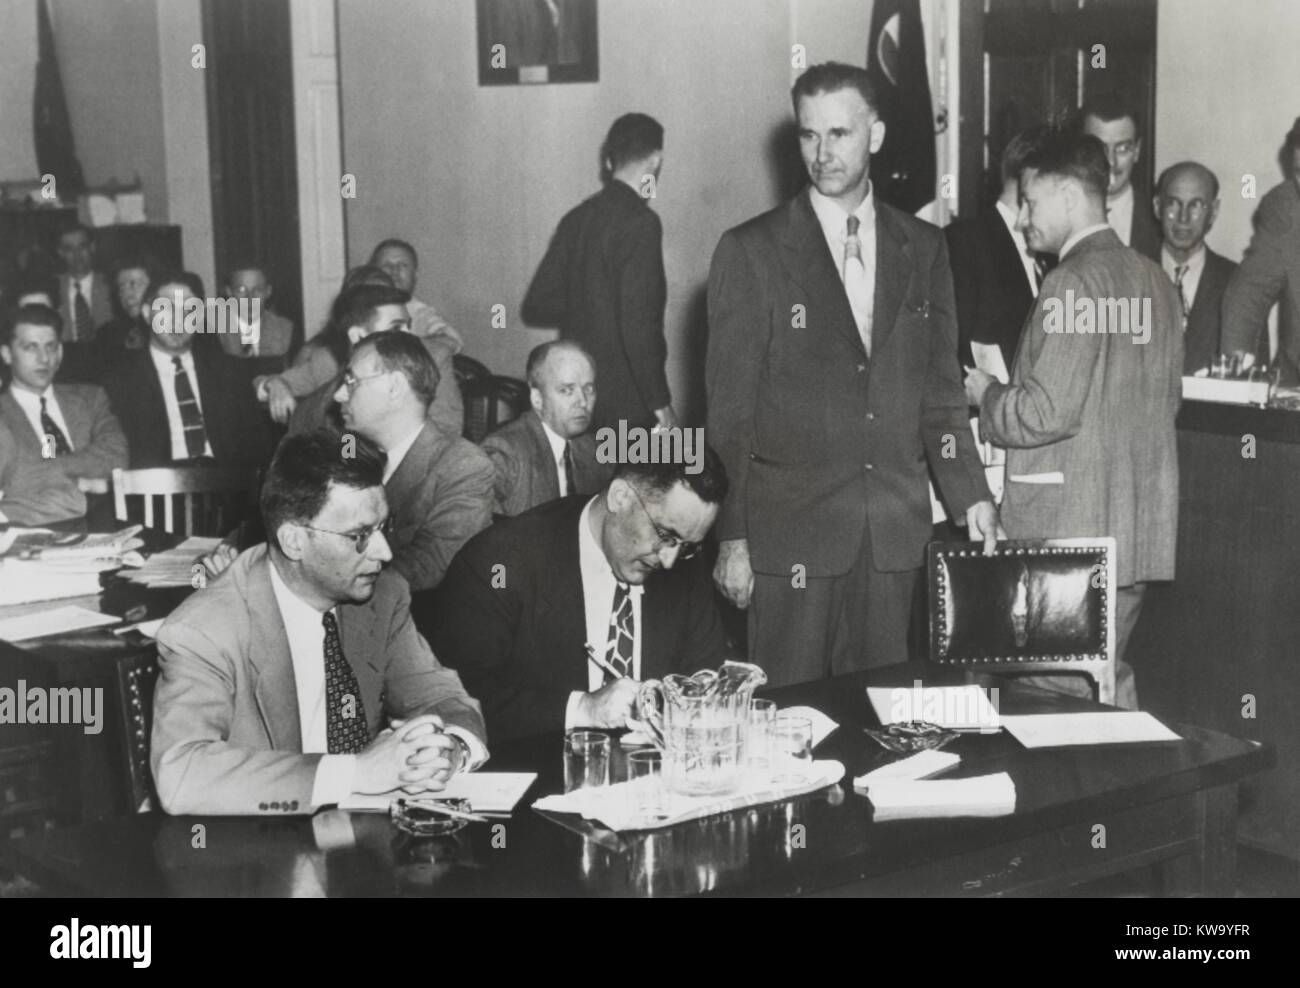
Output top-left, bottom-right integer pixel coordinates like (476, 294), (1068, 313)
(604, 583), (635, 682)
(171, 356), (210, 459)
(1174, 265), (1190, 328)
(323, 612), (370, 754)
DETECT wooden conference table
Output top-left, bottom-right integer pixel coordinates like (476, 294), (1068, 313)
(1, 661), (1273, 897)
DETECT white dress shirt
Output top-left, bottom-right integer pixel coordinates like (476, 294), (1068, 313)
(381, 423), (425, 484)
(8, 384), (74, 452)
(267, 559), (484, 809)
(1106, 185), (1136, 246)
(809, 185), (876, 351)
(1162, 244), (1207, 324)
(148, 345), (214, 460)
(540, 418), (570, 496)
(565, 496), (644, 728)
(1059, 223), (1113, 262)
(995, 199), (1039, 294)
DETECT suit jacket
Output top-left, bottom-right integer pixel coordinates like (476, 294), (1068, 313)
(419, 496), (729, 742)
(216, 308), (296, 359)
(1181, 247), (1237, 374)
(57, 272), (114, 342)
(100, 345), (273, 469)
(0, 383), (128, 484)
(386, 423), (495, 591)
(979, 228), (1183, 586)
(523, 180), (670, 429)
(151, 545), (487, 815)
(945, 208), (1039, 370)
(1222, 180), (1300, 384)
(705, 189), (989, 577)
(0, 418), (85, 524)
(480, 410), (612, 516)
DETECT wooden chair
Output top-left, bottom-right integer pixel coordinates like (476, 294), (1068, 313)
(112, 466), (261, 537)
(462, 375), (529, 443)
(113, 652), (160, 814)
(927, 537), (1117, 705)
(452, 354), (491, 389)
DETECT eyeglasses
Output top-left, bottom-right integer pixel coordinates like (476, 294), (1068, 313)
(340, 369), (390, 395)
(1160, 198), (1210, 222)
(625, 484), (703, 561)
(1105, 141), (1137, 159)
(302, 516), (396, 553)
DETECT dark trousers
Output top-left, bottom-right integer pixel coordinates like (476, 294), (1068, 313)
(748, 522), (919, 688)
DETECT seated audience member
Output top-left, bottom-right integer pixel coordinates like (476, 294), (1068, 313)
(93, 254), (155, 357)
(99, 271), (273, 469)
(1075, 94), (1160, 257)
(481, 340), (612, 516)
(215, 261), (296, 363)
(370, 238), (464, 351)
(55, 223), (113, 342)
(334, 330), (493, 590)
(0, 417), (84, 524)
(151, 430), (487, 815)
(1154, 162), (1237, 374)
(1222, 117), (1300, 384)
(278, 284), (462, 438)
(421, 450), (732, 743)
(0, 304), (127, 512)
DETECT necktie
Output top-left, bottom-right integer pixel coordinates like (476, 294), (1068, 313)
(323, 612), (370, 754)
(843, 215), (872, 356)
(72, 285), (91, 342)
(171, 356), (210, 459)
(1173, 265), (1190, 328)
(604, 583), (635, 683)
(562, 442), (576, 496)
(1033, 254), (1052, 292)
(39, 397), (71, 456)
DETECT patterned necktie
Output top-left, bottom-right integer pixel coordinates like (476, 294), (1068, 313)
(843, 215), (872, 356)
(1174, 265), (1190, 328)
(72, 285), (91, 342)
(562, 442), (576, 496)
(171, 356), (209, 459)
(39, 397), (71, 457)
(604, 583), (635, 682)
(323, 612), (370, 754)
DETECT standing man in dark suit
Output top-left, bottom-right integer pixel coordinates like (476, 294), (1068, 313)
(946, 125), (1053, 371)
(0, 304), (127, 520)
(481, 340), (612, 516)
(965, 132), (1183, 710)
(55, 223), (113, 343)
(1153, 162), (1237, 374)
(421, 454), (731, 743)
(152, 431), (487, 816)
(1076, 94), (1161, 259)
(522, 113), (676, 432)
(100, 272), (273, 469)
(706, 63), (997, 687)
(1222, 119), (1300, 384)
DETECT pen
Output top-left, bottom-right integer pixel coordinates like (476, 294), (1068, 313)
(585, 642), (623, 680)
(399, 798), (491, 824)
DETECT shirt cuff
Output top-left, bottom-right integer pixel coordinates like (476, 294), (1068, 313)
(564, 691), (586, 730)
(311, 754), (358, 808)
(444, 726), (488, 773)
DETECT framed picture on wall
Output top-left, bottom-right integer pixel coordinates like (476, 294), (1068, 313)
(476, 0), (598, 85)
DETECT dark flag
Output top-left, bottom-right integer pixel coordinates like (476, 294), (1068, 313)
(33, 0), (85, 195)
(866, 0), (935, 213)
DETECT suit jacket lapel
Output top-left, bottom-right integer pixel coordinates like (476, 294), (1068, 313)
(525, 412), (561, 503)
(536, 501), (592, 688)
(779, 191), (866, 358)
(386, 423), (437, 518)
(0, 392), (39, 455)
(870, 204), (911, 358)
(246, 554), (303, 750)
(640, 578), (673, 679)
(138, 350), (170, 461)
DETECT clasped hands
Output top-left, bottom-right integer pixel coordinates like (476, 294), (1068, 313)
(353, 713), (466, 796)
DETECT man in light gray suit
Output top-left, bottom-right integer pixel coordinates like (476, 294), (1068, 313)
(152, 430), (488, 816)
(966, 131), (1183, 710)
(481, 340), (611, 517)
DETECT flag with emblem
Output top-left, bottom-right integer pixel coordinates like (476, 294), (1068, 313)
(866, 0), (935, 214)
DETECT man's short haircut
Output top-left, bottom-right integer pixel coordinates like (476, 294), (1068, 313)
(112, 253), (158, 280)
(354, 329), (439, 407)
(8, 272), (59, 306)
(261, 429), (386, 548)
(614, 443), (729, 507)
(317, 283), (410, 365)
(2, 304), (63, 346)
(1000, 124), (1053, 187)
(602, 113), (664, 172)
(370, 238), (418, 269)
(525, 339), (594, 389)
(790, 62), (880, 117)
(146, 270), (206, 303)
(1156, 161), (1220, 200)
(1022, 131), (1110, 201)
(341, 264), (395, 292)
(57, 222), (95, 244)
(1075, 91), (1142, 134)
(223, 259), (269, 287)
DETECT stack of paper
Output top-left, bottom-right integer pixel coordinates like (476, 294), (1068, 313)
(121, 537), (223, 588)
(866, 774), (1017, 821)
(866, 684), (1002, 733)
(0, 560), (105, 606)
(340, 772), (537, 815)
(0, 605), (119, 642)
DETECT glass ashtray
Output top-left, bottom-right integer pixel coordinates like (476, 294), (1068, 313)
(391, 797), (471, 837)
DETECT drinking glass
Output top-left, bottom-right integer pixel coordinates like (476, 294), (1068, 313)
(772, 715), (814, 783)
(747, 698), (778, 781)
(627, 748), (668, 820)
(563, 730), (611, 793)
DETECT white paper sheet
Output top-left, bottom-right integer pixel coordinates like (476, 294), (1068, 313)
(0, 604), (119, 642)
(970, 341), (1011, 383)
(339, 772), (537, 814)
(854, 750), (960, 787)
(1000, 712), (1180, 748)
(867, 772), (1016, 821)
(866, 684), (1002, 732)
